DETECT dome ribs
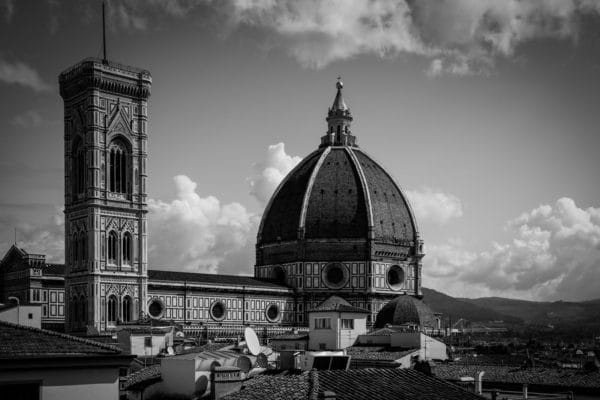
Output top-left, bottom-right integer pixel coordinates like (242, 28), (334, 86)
(259, 151), (322, 243)
(304, 149), (367, 239)
(353, 149), (417, 245)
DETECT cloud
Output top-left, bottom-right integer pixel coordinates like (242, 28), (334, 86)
(11, 110), (51, 129)
(424, 198), (600, 301)
(148, 175), (259, 274)
(99, 0), (600, 75)
(405, 187), (463, 224)
(0, 60), (51, 92)
(0, 205), (64, 263)
(248, 142), (301, 207)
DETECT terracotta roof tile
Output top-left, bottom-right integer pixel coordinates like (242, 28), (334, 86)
(223, 368), (484, 400)
(0, 320), (122, 358)
(309, 296), (369, 314)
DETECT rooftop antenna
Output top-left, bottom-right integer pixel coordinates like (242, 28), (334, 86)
(14, 227), (17, 245)
(102, 1), (108, 64)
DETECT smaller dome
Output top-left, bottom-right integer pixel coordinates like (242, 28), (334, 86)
(374, 295), (436, 329)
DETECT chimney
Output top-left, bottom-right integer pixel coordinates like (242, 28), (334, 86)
(319, 391), (337, 399)
(475, 371), (485, 395)
(210, 366), (244, 400)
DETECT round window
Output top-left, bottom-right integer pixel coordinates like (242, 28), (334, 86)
(210, 301), (226, 321)
(148, 299), (164, 319)
(265, 303), (280, 322)
(387, 265), (405, 291)
(322, 262), (348, 289)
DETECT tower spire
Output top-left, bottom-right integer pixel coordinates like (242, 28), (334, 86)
(320, 77), (356, 148)
(102, 2), (108, 64)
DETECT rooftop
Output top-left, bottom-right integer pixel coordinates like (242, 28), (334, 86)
(222, 368), (484, 400)
(309, 296), (370, 314)
(0, 320), (123, 359)
(148, 270), (291, 290)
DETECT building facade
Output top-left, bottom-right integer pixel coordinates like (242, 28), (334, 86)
(0, 57), (425, 333)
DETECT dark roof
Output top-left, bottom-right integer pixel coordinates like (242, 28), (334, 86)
(123, 364), (162, 390)
(223, 368), (484, 400)
(309, 296), (369, 314)
(346, 346), (418, 361)
(436, 364), (600, 389)
(44, 263), (65, 275)
(375, 295), (437, 329)
(147, 270), (291, 290)
(258, 146), (418, 248)
(271, 333), (309, 341)
(0, 320), (122, 358)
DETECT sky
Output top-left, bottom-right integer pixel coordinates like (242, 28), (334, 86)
(1, 0), (599, 301)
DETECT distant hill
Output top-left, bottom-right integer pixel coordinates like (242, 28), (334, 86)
(421, 288), (522, 324)
(458, 295), (600, 326)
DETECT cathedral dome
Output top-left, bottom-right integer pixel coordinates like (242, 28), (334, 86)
(256, 79), (420, 266)
(374, 295), (436, 329)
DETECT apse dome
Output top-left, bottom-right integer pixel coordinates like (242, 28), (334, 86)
(256, 79), (421, 268)
(374, 295), (437, 329)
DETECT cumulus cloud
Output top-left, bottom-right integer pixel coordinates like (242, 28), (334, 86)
(148, 175), (259, 274)
(0, 60), (51, 92)
(248, 142), (301, 207)
(99, 0), (600, 75)
(425, 198), (600, 301)
(0, 205), (64, 263)
(405, 187), (463, 224)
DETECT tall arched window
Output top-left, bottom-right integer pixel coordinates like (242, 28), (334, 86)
(122, 232), (132, 264)
(107, 295), (118, 324)
(72, 137), (85, 195)
(72, 233), (78, 263)
(122, 296), (133, 322)
(108, 231), (118, 264)
(108, 140), (130, 194)
(80, 295), (87, 326)
(81, 234), (87, 262)
(71, 296), (78, 325)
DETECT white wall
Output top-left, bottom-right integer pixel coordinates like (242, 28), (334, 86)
(117, 330), (173, 357)
(308, 311), (367, 351)
(0, 305), (41, 328)
(0, 366), (119, 400)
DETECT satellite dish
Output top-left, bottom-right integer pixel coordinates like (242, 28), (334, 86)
(244, 327), (261, 356)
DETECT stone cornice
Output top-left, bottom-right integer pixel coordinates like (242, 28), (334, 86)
(59, 58), (151, 100)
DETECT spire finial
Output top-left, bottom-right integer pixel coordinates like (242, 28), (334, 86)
(102, 2), (108, 64)
(336, 75), (343, 90)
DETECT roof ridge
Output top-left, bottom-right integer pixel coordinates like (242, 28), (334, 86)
(309, 369), (320, 400)
(0, 320), (121, 353)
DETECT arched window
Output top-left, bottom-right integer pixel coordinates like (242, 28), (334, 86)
(72, 137), (85, 195)
(107, 295), (118, 324)
(72, 233), (78, 262)
(80, 295), (87, 326)
(78, 233), (86, 263)
(122, 232), (132, 264)
(107, 231), (118, 264)
(108, 140), (130, 194)
(122, 296), (133, 322)
(71, 296), (78, 325)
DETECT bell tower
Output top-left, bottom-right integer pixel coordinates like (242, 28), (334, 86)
(59, 58), (151, 332)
